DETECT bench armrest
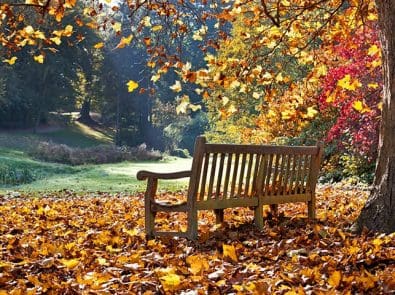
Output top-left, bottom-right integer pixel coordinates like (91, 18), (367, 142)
(136, 170), (191, 181)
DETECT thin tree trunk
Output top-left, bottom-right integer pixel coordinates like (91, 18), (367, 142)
(355, 0), (395, 233)
(79, 99), (93, 123)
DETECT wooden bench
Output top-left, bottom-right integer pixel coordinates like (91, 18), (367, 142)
(137, 136), (323, 240)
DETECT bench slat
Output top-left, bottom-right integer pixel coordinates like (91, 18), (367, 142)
(261, 193), (311, 205)
(215, 153), (226, 200)
(207, 153), (217, 200)
(245, 153), (254, 196)
(197, 197), (259, 210)
(223, 153), (232, 200)
(277, 154), (286, 196)
(264, 154), (274, 196)
(206, 143), (319, 155)
(199, 153), (210, 201)
(252, 154), (261, 194)
(230, 153), (240, 198)
(271, 154), (281, 196)
(238, 153), (247, 196)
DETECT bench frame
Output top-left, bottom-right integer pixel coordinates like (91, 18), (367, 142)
(137, 136), (323, 240)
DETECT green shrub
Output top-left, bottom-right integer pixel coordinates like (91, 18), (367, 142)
(0, 164), (36, 185)
(170, 148), (190, 158)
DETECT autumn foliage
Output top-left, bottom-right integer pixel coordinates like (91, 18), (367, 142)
(0, 187), (394, 294)
(317, 23), (382, 161)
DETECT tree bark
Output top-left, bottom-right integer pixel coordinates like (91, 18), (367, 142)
(78, 98), (97, 125)
(355, 1), (395, 233)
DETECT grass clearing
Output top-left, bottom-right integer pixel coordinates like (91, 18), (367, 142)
(35, 122), (113, 148)
(0, 156), (191, 193)
(0, 124), (191, 193)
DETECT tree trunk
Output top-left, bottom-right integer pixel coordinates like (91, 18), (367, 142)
(79, 99), (91, 120)
(355, 1), (395, 233)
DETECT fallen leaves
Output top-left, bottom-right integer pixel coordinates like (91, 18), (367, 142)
(126, 80), (139, 92)
(0, 186), (393, 293)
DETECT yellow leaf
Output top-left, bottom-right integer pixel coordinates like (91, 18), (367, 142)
(33, 54), (44, 64)
(222, 96), (229, 106)
(229, 80), (241, 89)
(316, 64), (328, 76)
(216, 279), (226, 287)
(50, 36), (62, 45)
(368, 45), (380, 56)
(126, 80), (139, 92)
(152, 25), (162, 32)
(367, 12), (378, 21)
(176, 99), (189, 114)
(24, 25), (34, 35)
(368, 83), (379, 89)
(170, 80), (182, 92)
(94, 42), (104, 49)
(223, 244), (238, 262)
(276, 72), (284, 82)
(371, 59), (382, 68)
(115, 35), (133, 49)
(328, 270), (342, 288)
(192, 32), (203, 41)
(142, 16), (151, 27)
(33, 30), (46, 39)
(123, 228), (139, 236)
(252, 92), (260, 99)
(281, 110), (294, 120)
(189, 104), (201, 112)
(3, 57), (17, 65)
(186, 255), (209, 275)
(52, 30), (63, 37)
(147, 61), (156, 68)
(97, 257), (108, 265)
(306, 107), (318, 118)
(160, 273), (181, 291)
(64, 0), (76, 8)
(151, 74), (161, 82)
(113, 22), (122, 32)
(352, 100), (364, 112)
(228, 104), (237, 114)
(60, 258), (80, 269)
(63, 25), (73, 37)
(337, 74), (361, 91)
(326, 92), (336, 103)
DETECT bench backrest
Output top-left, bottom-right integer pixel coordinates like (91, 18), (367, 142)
(187, 136), (322, 209)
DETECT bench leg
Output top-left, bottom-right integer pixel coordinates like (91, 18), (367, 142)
(145, 202), (155, 240)
(187, 209), (198, 240)
(214, 209), (224, 224)
(254, 206), (264, 230)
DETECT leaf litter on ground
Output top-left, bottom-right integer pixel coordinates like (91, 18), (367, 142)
(0, 186), (394, 294)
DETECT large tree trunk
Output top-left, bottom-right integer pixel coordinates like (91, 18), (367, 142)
(355, 1), (395, 233)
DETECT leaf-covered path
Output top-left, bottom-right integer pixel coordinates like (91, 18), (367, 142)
(0, 187), (394, 294)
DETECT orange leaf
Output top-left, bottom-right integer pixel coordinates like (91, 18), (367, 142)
(223, 244), (238, 262)
(328, 270), (342, 288)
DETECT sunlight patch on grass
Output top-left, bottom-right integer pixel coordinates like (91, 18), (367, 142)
(74, 121), (113, 143)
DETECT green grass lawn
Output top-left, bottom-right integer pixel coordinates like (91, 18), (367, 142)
(0, 122), (191, 194)
(1, 158), (191, 193)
